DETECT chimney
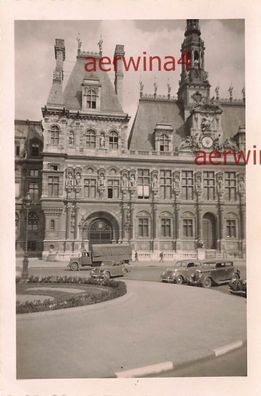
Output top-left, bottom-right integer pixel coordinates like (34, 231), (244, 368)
(47, 39), (65, 106)
(114, 44), (125, 109)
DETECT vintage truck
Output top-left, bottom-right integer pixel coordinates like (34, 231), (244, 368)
(68, 243), (132, 271)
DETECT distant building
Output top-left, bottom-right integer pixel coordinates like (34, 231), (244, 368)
(15, 19), (245, 260)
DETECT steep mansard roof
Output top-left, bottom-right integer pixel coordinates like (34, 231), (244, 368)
(15, 120), (43, 141)
(128, 98), (245, 150)
(63, 56), (124, 114)
(128, 99), (186, 151)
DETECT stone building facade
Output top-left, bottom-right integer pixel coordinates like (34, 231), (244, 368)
(15, 20), (246, 260)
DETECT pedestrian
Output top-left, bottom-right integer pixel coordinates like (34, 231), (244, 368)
(159, 251), (164, 262)
(134, 250), (138, 262)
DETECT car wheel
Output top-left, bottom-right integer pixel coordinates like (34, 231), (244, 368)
(175, 275), (184, 285)
(103, 271), (111, 280)
(232, 272), (240, 280)
(71, 262), (79, 271)
(202, 276), (212, 288)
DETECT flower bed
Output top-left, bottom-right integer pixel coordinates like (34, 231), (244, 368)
(16, 275), (127, 314)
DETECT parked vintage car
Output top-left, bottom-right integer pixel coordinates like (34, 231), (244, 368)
(188, 260), (240, 288)
(229, 278), (247, 298)
(90, 262), (130, 280)
(160, 259), (201, 284)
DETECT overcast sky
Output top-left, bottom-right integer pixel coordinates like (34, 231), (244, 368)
(15, 19), (244, 128)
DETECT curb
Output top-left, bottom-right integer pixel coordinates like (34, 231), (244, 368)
(115, 339), (246, 378)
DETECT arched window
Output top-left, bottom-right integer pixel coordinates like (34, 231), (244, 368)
(159, 134), (170, 152)
(28, 212), (39, 231)
(85, 130), (96, 149)
(69, 131), (74, 145)
(50, 219), (55, 231)
(86, 89), (97, 109)
(50, 126), (60, 146)
(109, 131), (119, 150)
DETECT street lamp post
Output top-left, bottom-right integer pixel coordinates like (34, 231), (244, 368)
(22, 193), (32, 280)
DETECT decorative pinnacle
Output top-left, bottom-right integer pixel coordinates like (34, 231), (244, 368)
(139, 81), (144, 98)
(98, 34), (103, 56)
(153, 81), (158, 98)
(167, 80), (171, 99)
(76, 33), (82, 54)
(228, 85), (233, 101)
(215, 86), (220, 100)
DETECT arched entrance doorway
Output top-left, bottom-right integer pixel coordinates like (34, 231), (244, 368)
(89, 219), (113, 246)
(202, 213), (217, 249)
(81, 211), (119, 249)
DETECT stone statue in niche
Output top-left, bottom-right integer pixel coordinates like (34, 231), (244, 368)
(75, 171), (81, 187)
(173, 172), (181, 194)
(195, 172), (202, 193)
(216, 173), (224, 195)
(152, 173), (159, 189)
(66, 169), (74, 190)
(121, 173), (128, 189)
(69, 131), (74, 145)
(129, 174), (136, 188)
(100, 133), (105, 148)
(201, 115), (213, 132)
(238, 176), (245, 195)
(98, 173), (106, 188)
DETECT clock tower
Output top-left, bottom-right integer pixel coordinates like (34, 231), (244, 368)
(178, 19), (211, 120)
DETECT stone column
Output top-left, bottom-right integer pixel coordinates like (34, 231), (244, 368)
(65, 203), (71, 240)
(152, 199), (158, 251)
(217, 201), (224, 252)
(239, 196), (246, 256)
(74, 205), (79, 240)
(122, 202), (129, 241)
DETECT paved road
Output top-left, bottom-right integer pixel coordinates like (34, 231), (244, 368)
(17, 280), (246, 379)
(24, 264), (246, 296)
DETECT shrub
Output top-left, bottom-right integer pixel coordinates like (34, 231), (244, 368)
(16, 278), (127, 314)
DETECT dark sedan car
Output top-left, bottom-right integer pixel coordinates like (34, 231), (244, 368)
(189, 260), (240, 288)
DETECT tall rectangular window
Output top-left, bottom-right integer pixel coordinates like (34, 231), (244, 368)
(203, 171), (216, 200)
(28, 182), (39, 201)
(160, 170), (172, 199)
(138, 218), (149, 237)
(48, 176), (59, 197)
(161, 218), (171, 237)
(29, 169), (39, 177)
(182, 170), (194, 200)
(107, 179), (119, 199)
(226, 219), (236, 238)
(225, 172), (237, 201)
(183, 219), (193, 237)
(137, 169), (150, 199)
(84, 179), (96, 198)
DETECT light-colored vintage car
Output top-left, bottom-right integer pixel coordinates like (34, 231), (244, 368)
(160, 259), (201, 284)
(189, 260), (240, 288)
(90, 262), (130, 280)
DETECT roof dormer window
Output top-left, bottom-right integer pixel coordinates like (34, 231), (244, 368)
(86, 89), (97, 109)
(81, 78), (101, 112)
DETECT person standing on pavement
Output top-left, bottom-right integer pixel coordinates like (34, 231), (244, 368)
(159, 251), (164, 262)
